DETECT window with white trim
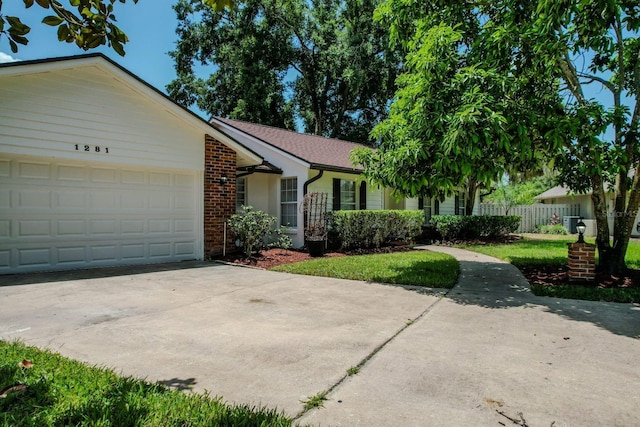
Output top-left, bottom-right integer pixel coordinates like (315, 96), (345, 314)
(280, 177), (298, 227)
(236, 177), (246, 212)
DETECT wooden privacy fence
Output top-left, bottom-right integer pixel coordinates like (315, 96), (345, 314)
(478, 203), (581, 233)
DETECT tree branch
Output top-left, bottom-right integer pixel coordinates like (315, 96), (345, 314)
(557, 53), (586, 104)
(576, 72), (615, 94)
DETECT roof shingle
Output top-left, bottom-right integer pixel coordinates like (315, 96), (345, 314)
(214, 117), (368, 172)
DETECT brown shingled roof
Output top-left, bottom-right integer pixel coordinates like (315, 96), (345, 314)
(214, 117), (368, 172)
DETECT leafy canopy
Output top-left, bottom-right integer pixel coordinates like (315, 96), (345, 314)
(168, 0), (402, 143)
(351, 4), (559, 202)
(356, 0), (639, 272)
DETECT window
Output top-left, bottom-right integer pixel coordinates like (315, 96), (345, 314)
(422, 197), (432, 222)
(236, 177), (246, 212)
(455, 192), (466, 216)
(280, 177), (297, 227)
(333, 178), (356, 210)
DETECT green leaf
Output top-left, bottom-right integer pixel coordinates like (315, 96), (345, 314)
(111, 40), (125, 56)
(9, 39), (18, 53)
(10, 34), (29, 45)
(57, 24), (70, 41)
(42, 15), (64, 26)
(23, 0), (34, 8)
(35, 0), (49, 8)
(6, 16), (30, 34)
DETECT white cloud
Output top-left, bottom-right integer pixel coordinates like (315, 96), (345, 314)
(0, 52), (19, 63)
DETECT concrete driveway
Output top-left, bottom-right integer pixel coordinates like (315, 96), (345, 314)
(0, 261), (441, 418)
(1, 250), (639, 426)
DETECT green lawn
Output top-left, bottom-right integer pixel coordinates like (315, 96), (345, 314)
(1, 341), (292, 427)
(271, 250), (459, 288)
(458, 234), (640, 269)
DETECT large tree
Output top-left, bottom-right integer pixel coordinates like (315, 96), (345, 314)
(533, 0), (640, 273)
(351, 2), (559, 215)
(168, 0), (402, 143)
(354, 0), (640, 273)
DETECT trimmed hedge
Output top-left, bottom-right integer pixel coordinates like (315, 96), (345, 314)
(535, 224), (568, 235)
(430, 215), (521, 241)
(329, 210), (424, 249)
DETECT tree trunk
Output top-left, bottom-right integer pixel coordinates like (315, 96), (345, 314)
(465, 179), (478, 216)
(590, 174), (614, 269)
(608, 167), (640, 273)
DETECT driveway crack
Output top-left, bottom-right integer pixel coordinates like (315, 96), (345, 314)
(293, 292), (448, 421)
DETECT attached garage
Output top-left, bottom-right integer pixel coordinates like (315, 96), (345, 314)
(0, 54), (261, 274)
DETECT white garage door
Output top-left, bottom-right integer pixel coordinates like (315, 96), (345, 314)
(0, 155), (201, 274)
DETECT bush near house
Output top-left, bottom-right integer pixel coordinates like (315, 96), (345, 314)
(227, 206), (291, 257)
(430, 215), (520, 241)
(535, 224), (569, 235)
(329, 210), (424, 249)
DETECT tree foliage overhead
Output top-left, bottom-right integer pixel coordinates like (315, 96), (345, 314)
(351, 1), (560, 214)
(168, 0), (402, 143)
(0, 0), (231, 56)
(353, 0), (640, 273)
(0, 0), (139, 55)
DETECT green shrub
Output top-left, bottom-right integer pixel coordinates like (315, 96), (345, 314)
(227, 206), (291, 257)
(535, 224), (568, 235)
(430, 215), (521, 241)
(329, 210), (424, 249)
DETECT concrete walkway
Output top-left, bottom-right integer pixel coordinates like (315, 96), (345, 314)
(299, 246), (640, 426)
(1, 248), (639, 426)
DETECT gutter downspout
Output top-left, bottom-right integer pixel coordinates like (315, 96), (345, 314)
(302, 170), (324, 247)
(303, 169), (324, 196)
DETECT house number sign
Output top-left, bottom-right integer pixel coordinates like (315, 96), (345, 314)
(74, 144), (110, 154)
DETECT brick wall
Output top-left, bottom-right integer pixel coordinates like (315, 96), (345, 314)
(204, 134), (236, 258)
(567, 242), (596, 281)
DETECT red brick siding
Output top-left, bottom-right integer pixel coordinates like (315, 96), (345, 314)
(566, 242), (596, 281)
(204, 134), (236, 258)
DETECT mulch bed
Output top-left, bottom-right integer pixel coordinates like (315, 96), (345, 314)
(218, 240), (640, 289)
(518, 264), (640, 289)
(217, 245), (416, 270)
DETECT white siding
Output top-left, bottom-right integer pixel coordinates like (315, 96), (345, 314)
(0, 66), (204, 170)
(405, 197), (419, 210)
(245, 174), (271, 213)
(437, 196), (457, 215)
(366, 185), (384, 210)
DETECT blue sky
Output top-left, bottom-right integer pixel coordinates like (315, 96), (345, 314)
(0, 1), (186, 112)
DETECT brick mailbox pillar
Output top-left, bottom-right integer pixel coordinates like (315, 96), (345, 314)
(567, 242), (596, 282)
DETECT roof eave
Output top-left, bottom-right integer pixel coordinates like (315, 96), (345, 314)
(310, 164), (363, 175)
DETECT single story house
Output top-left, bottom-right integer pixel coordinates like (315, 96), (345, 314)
(1, 53), (473, 274)
(0, 53), (263, 274)
(534, 185), (640, 237)
(211, 118), (476, 247)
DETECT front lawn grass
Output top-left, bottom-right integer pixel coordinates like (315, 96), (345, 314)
(270, 250), (459, 288)
(1, 341), (292, 427)
(459, 234), (640, 268)
(459, 235), (640, 303)
(457, 235), (588, 266)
